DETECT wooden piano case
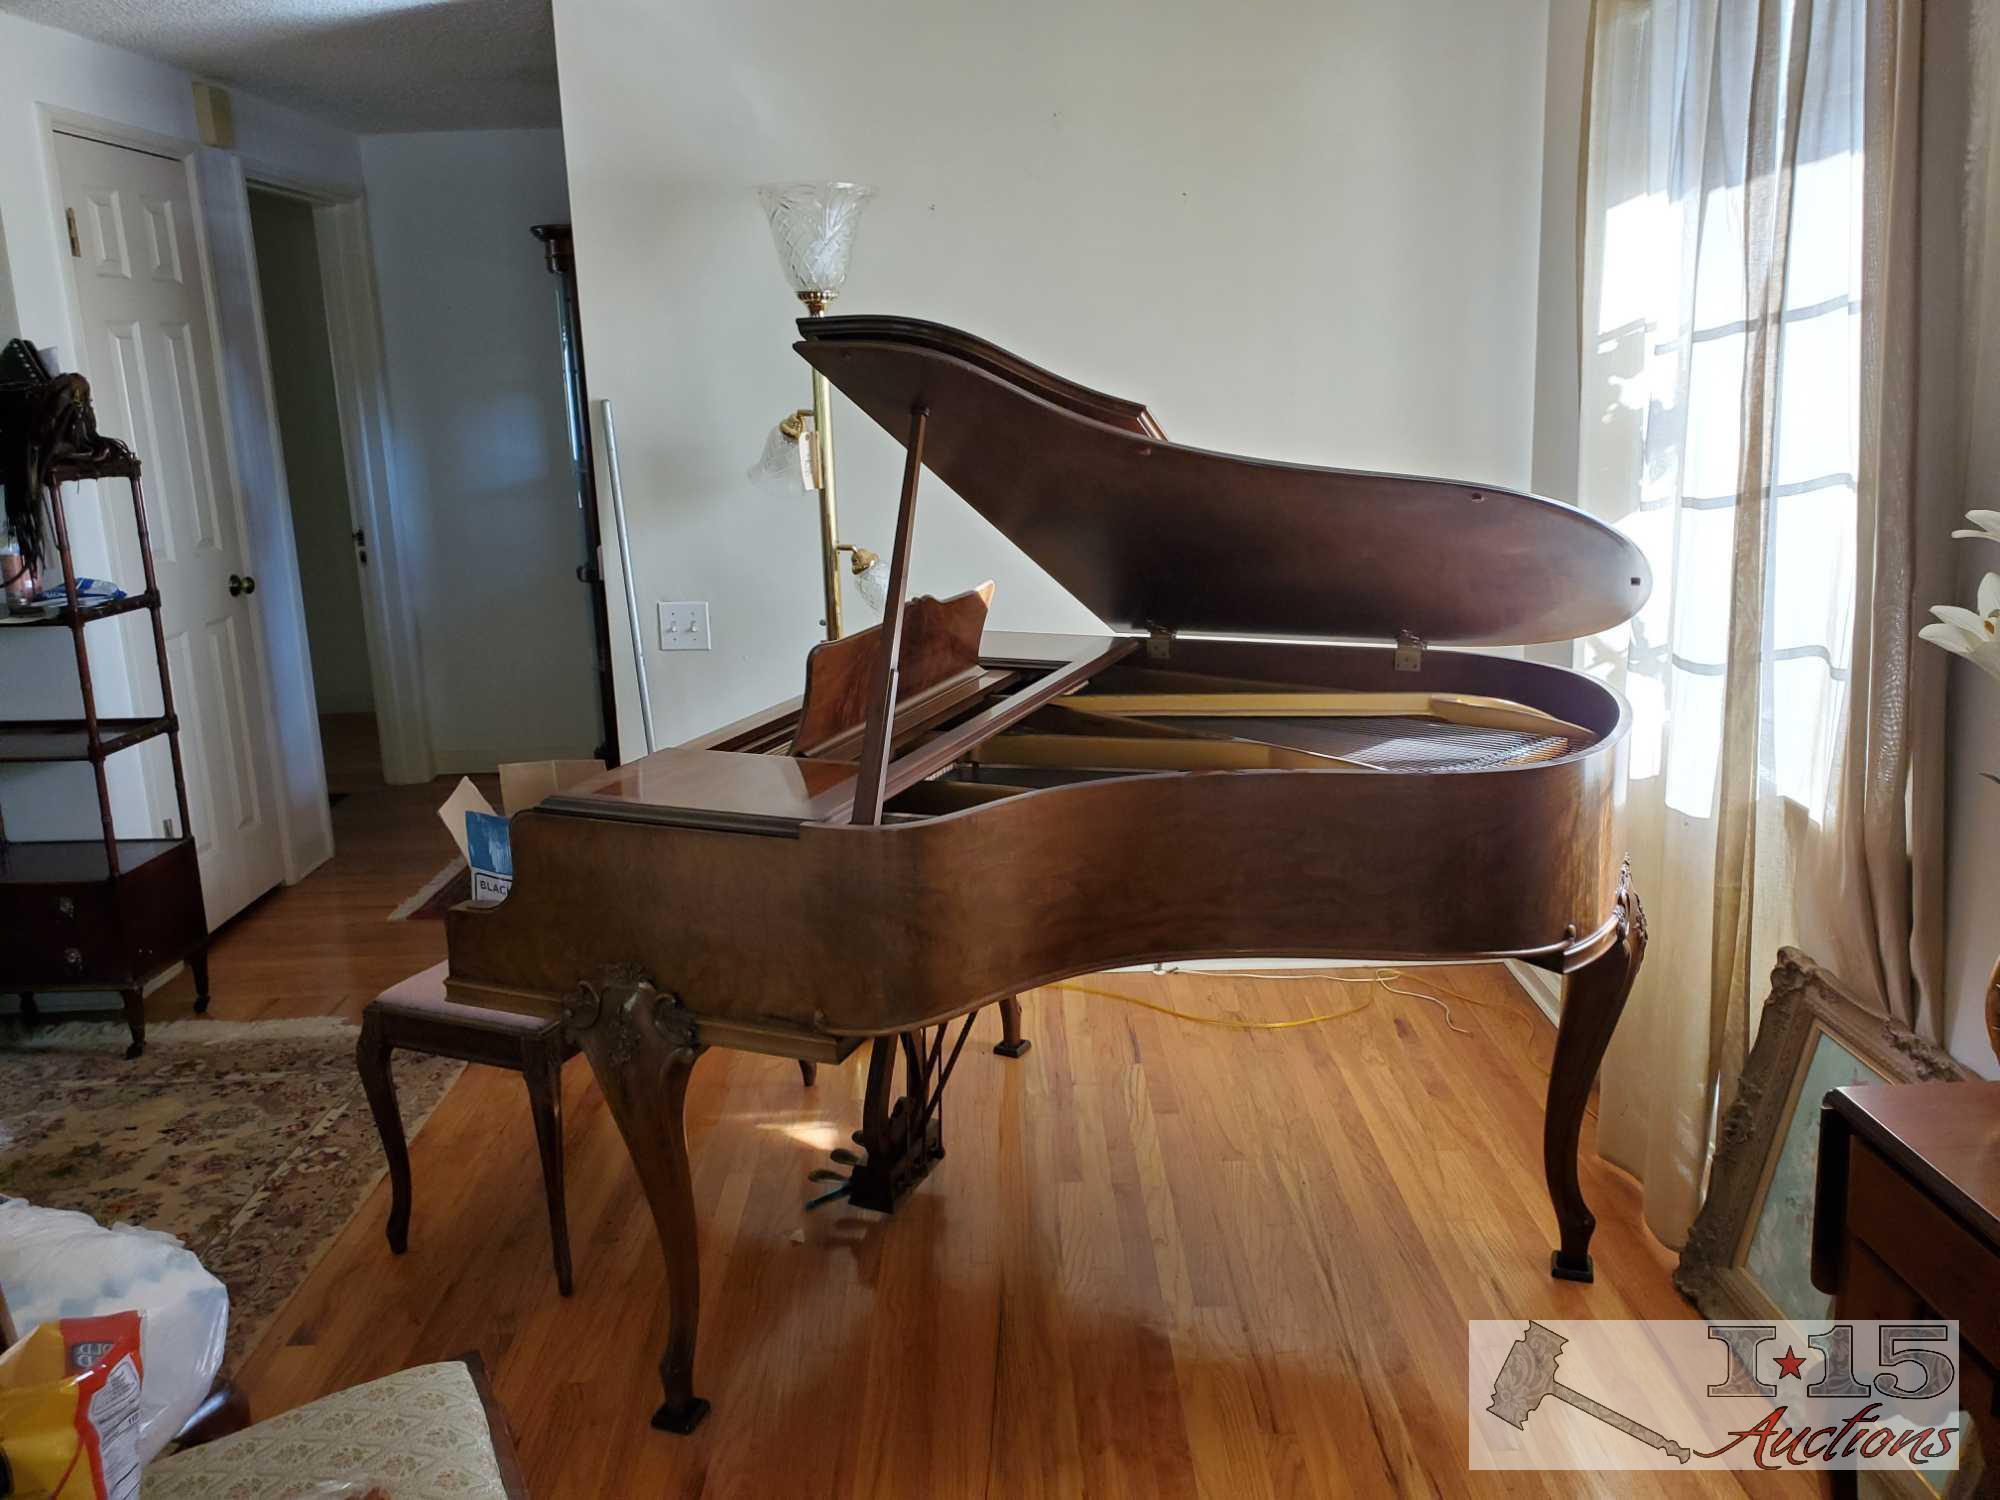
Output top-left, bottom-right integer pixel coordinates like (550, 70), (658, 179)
(443, 316), (1653, 1433)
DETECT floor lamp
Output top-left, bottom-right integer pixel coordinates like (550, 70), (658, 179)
(755, 181), (877, 640)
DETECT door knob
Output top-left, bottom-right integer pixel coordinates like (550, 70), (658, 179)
(228, 573), (257, 597)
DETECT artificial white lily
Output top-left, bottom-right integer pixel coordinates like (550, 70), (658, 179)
(1920, 570), (2000, 681)
(1951, 510), (2000, 544)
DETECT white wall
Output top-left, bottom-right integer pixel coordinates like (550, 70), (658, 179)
(0, 10), (361, 893)
(359, 129), (600, 771)
(551, 0), (1558, 754)
(249, 189), (374, 716)
(0, 204), (18, 339)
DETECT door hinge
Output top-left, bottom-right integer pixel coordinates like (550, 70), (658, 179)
(65, 207), (81, 258)
(1394, 630), (1424, 672)
(1145, 624), (1174, 661)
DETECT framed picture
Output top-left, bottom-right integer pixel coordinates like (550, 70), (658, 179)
(1675, 947), (1970, 1324)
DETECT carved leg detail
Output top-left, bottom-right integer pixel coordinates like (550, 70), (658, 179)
(993, 995), (1031, 1058)
(356, 1010), (412, 1254)
(1545, 878), (1646, 1283)
(567, 973), (710, 1434)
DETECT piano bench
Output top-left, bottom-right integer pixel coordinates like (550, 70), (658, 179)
(357, 961), (581, 1296)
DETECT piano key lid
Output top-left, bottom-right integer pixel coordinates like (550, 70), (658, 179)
(798, 316), (1652, 650)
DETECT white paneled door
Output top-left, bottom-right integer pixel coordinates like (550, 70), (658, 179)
(53, 130), (284, 927)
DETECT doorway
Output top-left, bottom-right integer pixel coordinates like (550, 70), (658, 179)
(50, 127), (287, 928)
(246, 188), (381, 797)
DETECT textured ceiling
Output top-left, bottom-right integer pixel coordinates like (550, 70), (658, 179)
(0, 0), (560, 132)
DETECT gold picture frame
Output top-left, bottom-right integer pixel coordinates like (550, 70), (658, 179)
(1676, 948), (1970, 1324)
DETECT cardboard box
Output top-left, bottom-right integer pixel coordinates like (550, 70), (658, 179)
(436, 758), (605, 904)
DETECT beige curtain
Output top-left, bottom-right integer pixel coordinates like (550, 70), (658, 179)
(1794, 0), (1943, 1043)
(1577, 0), (1934, 1246)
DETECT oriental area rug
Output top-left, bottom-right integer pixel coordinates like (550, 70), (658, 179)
(0, 1017), (463, 1368)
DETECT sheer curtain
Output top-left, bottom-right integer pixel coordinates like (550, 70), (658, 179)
(1576, 0), (1935, 1245)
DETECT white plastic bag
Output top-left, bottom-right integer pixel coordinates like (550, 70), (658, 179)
(0, 1198), (228, 1466)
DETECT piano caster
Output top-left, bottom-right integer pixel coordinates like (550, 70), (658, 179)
(651, 1396), (711, 1435)
(1550, 1250), (1595, 1283)
(992, 995), (1031, 1058)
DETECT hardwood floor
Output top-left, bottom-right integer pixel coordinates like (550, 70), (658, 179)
(144, 758), (1804, 1498)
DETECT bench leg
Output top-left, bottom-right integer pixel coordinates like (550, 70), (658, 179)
(356, 1010), (413, 1254)
(523, 1034), (574, 1296)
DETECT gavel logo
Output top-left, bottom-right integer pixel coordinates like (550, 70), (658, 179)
(1487, 1321), (1693, 1464)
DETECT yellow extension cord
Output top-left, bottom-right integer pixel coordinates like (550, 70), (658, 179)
(1049, 966), (1532, 1041)
(1046, 965), (1577, 1109)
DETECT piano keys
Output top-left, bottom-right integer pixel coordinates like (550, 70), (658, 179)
(443, 315), (1651, 1433)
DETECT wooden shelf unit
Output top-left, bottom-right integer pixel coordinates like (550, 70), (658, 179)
(1, 437), (209, 1057)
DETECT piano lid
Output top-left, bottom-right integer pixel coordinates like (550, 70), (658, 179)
(798, 317), (1651, 647)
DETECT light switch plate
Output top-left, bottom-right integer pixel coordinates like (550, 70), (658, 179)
(658, 600), (711, 651)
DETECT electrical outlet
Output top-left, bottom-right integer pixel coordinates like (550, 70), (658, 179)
(658, 600), (711, 651)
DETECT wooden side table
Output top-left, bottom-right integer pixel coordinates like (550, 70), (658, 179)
(1812, 1081), (2000, 1498)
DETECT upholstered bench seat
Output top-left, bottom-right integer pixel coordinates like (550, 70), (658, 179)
(143, 1356), (527, 1498)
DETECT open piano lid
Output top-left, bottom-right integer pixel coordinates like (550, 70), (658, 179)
(799, 317), (1650, 647)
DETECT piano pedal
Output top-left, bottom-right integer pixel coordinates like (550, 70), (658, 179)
(831, 1146), (864, 1166)
(807, 1168), (848, 1184)
(804, 1183), (851, 1211)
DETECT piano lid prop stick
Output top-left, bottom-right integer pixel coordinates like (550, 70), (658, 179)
(850, 403), (930, 825)
(596, 397), (657, 755)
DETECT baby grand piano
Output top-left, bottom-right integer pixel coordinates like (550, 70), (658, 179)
(444, 316), (1652, 1434)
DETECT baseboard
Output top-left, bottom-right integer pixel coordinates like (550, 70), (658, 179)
(1505, 958), (1563, 1026)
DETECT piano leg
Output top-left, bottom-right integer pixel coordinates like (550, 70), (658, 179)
(566, 975), (712, 1434)
(993, 995), (1031, 1058)
(1543, 876), (1647, 1283)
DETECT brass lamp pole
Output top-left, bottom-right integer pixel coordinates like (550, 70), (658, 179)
(802, 288), (843, 638)
(757, 181), (876, 639)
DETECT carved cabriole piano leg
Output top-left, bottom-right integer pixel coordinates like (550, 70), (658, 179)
(1544, 871), (1647, 1283)
(563, 970), (712, 1433)
(993, 995), (1031, 1058)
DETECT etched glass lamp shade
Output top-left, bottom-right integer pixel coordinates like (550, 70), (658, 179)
(851, 550), (888, 613)
(748, 410), (816, 490)
(756, 181), (876, 307)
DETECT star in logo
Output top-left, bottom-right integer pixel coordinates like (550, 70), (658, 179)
(1773, 1346), (1807, 1381)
